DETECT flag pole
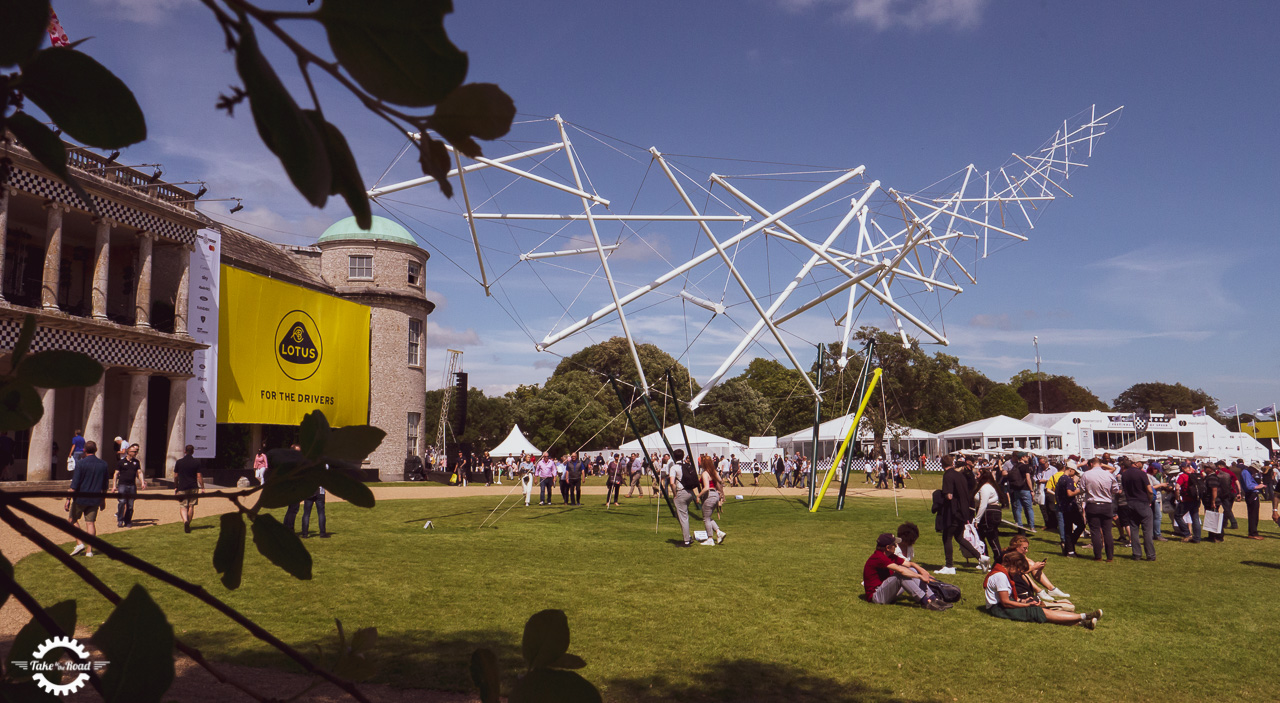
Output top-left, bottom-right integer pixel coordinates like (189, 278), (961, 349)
(1273, 402), (1279, 457)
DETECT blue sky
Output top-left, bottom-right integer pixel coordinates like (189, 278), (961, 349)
(55, 1), (1280, 415)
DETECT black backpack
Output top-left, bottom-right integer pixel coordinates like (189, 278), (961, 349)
(679, 459), (700, 492)
(928, 580), (962, 603)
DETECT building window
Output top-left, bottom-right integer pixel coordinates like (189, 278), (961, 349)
(408, 260), (422, 286)
(408, 318), (423, 366)
(348, 255), (373, 279)
(407, 412), (421, 457)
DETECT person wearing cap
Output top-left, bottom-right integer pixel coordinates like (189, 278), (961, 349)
(862, 532), (950, 611)
(1055, 460), (1086, 556)
(1239, 461), (1265, 539)
(1175, 461), (1204, 543)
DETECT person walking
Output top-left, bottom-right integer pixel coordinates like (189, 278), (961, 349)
(667, 449), (699, 547)
(69, 429), (86, 464)
(65, 441), (109, 557)
(1007, 452), (1037, 532)
(1201, 463), (1225, 543)
(937, 456), (979, 575)
(698, 455), (727, 545)
(1218, 461), (1240, 530)
(604, 454), (623, 506)
(112, 443), (146, 528)
(1120, 458), (1156, 561)
(1081, 457), (1118, 561)
(174, 445), (204, 533)
(253, 445), (269, 485)
(565, 452), (586, 505)
(535, 452), (556, 505)
(626, 453), (644, 498)
(1176, 461), (1204, 543)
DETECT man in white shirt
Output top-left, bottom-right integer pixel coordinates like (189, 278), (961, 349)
(1080, 457), (1119, 561)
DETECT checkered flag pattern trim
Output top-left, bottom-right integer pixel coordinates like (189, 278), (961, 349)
(0, 318), (192, 375)
(5, 165), (196, 245)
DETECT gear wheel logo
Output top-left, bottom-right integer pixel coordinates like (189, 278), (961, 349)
(15, 635), (109, 696)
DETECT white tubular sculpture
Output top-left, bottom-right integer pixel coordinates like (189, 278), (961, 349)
(372, 106), (1122, 408)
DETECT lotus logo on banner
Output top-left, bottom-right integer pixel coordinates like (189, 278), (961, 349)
(275, 310), (323, 380)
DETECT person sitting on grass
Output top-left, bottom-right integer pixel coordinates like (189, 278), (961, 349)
(984, 552), (1100, 628)
(999, 535), (1070, 603)
(863, 533), (951, 611)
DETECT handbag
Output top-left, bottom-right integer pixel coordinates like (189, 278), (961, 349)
(962, 521), (986, 557)
(1203, 509), (1224, 534)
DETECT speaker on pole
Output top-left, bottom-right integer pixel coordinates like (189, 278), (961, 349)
(453, 372), (468, 436)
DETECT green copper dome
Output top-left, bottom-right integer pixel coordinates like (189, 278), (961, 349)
(317, 215), (418, 247)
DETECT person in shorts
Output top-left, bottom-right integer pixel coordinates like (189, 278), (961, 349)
(174, 445), (204, 533)
(65, 441), (109, 557)
(984, 552), (1099, 628)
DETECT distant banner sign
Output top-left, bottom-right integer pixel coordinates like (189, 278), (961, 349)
(1105, 413), (1178, 430)
(186, 230), (220, 458)
(216, 266), (370, 427)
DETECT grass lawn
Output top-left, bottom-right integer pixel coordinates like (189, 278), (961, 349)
(17, 492), (1280, 702)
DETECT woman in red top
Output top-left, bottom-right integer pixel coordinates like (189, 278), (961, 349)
(698, 455), (727, 546)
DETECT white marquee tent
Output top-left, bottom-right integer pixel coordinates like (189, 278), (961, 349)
(489, 424), (542, 458)
(937, 415), (1063, 454)
(618, 425), (746, 459)
(779, 416), (938, 461)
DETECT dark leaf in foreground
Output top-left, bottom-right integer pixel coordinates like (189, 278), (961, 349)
(0, 381), (45, 431)
(0, 0), (51, 68)
(19, 47), (147, 148)
(92, 585), (175, 703)
(417, 135), (454, 198)
(304, 110), (372, 230)
(16, 350), (103, 389)
(251, 513), (313, 580)
(234, 22), (330, 207)
(427, 83), (516, 158)
(319, 0), (467, 107)
(7, 600), (76, 684)
(6, 111), (96, 213)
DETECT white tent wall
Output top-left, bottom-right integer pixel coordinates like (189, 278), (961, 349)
(1022, 411), (1270, 462)
(936, 415), (1063, 454)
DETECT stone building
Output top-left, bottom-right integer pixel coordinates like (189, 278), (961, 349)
(1, 142), (203, 482)
(219, 216), (434, 480)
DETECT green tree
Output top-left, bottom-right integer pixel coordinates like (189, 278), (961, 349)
(732, 357), (814, 437)
(980, 383), (1029, 419)
(1010, 369), (1109, 412)
(1113, 382), (1218, 416)
(424, 387), (514, 454)
(692, 379), (771, 444)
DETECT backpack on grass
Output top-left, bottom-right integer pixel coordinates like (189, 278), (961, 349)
(928, 580), (961, 603)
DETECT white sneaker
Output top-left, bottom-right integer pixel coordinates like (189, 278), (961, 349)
(1038, 591), (1056, 603)
(1050, 588), (1070, 599)
(700, 538), (716, 546)
(70, 544), (85, 556)
(934, 567), (956, 575)
(978, 555), (992, 573)
(716, 530), (727, 544)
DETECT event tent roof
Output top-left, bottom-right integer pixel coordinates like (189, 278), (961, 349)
(779, 417), (935, 443)
(489, 424), (542, 458)
(937, 415), (1063, 439)
(619, 425), (745, 453)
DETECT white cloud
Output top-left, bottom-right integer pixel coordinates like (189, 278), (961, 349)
(780, 0), (990, 31)
(427, 321), (481, 347)
(88, 0), (192, 25)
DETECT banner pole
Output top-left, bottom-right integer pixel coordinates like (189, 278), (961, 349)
(808, 344), (823, 510)
(608, 376), (677, 518)
(811, 368), (882, 512)
(837, 339), (874, 511)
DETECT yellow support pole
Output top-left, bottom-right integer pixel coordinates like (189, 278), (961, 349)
(810, 368), (882, 512)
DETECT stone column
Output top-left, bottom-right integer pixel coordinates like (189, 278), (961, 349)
(174, 243), (192, 335)
(41, 201), (68, 311)
(165, 375), (188, 480)
(127, 371), (150, 471)
(0, 185), (12, 301)
(25, 388), (56, 481)
(91, 218), (113, 320)
(83, 370), (107, 460)
(134, 232), (154, 327)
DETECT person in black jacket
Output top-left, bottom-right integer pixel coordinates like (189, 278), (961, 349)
(936, 455), (980, 575)
(65, 441), (109, 557)
(564, 452), (586, 505)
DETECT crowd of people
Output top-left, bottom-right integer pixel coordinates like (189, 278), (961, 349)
(863, 449), (1280, 628)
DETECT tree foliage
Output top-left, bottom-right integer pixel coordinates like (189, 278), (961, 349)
(731, 358), (813, 437)
(980, 383), (1029, 419)
(692, 379), (771, 444)
(1009, 369), (1109, 413)
(1113, 382), (1218, 416)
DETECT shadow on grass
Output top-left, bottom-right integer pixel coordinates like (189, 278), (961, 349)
(603, 657), (939, 703)
(1240, 560), (1280, 570)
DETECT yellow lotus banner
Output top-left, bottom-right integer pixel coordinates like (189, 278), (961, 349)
(217, 266), (370, 427)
